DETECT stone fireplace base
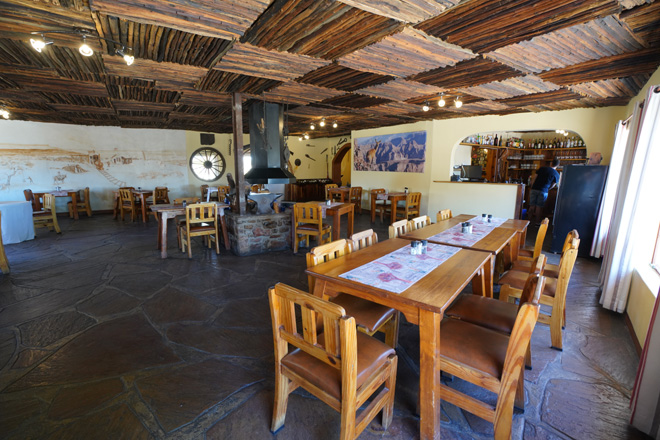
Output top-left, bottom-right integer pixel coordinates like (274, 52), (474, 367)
(225, 212), (291, 256)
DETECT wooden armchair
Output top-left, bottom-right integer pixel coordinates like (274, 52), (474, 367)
(118, 187), (141, 222)
(370, 189), (390, 223)
(33, 193), (61, 233)
(0, 211), (9, 274)
(350, 229), (378, 251)
(396, 192), (421, 221)
(349, 186), (362, 214)
(409, 215), (431, 231)
(180, 202), (220, 259)
(269, 283), (398, 439)
(293, 203), (332, 253)
(307, 239), (399, 348)
(68, 187), (92, 218)
(437, 209), (452, 222)
(388, 219), (410, 239)
(439, 299), (541, 439)
(499, 232), (580, 350)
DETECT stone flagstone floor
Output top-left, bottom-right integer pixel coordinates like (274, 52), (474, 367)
(0, 212), (651, 439)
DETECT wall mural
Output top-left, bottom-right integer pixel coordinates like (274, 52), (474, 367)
(354, 131), (426, 173)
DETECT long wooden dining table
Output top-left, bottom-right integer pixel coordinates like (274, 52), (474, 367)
(151, 203), (230, 258)
(306, 238), (492, 440)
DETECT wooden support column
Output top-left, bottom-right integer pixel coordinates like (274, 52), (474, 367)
(232, 92), (246, 215)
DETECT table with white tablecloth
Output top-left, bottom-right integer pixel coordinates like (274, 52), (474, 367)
(0, 201), (35, 244)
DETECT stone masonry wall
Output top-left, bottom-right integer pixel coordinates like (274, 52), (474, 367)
(225, 212), (291, 256)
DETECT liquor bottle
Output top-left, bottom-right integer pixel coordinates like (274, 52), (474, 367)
(494, 134), (498, 147)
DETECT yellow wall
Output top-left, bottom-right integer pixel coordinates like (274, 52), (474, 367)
(430, 182), (521, 220)
(628, 267), (660, 347)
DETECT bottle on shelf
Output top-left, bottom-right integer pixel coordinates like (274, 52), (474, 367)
(494, 134), (498, 147)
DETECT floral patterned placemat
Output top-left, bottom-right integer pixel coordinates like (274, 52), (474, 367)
(429, 216), (502, 247)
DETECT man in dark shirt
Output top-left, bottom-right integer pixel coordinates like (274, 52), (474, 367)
(529, 158), (560, 225)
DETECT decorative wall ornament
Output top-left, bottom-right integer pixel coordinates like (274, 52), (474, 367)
(354, 131), (426, 173)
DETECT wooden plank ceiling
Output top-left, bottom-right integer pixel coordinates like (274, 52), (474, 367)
(0, 0), (658, 137)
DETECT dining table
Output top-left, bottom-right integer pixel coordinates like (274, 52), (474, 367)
(400, 215), (520, 293)
(0, 201), (35, 244)
(327, 186), (350, 203)
(132, 189), (154, 223)
(370, 191), (408, 224)
(33, 189), (81, 219)
(306, 237), (493, 440)
(316, 201), (354, 241)
(151, 203), (230, 258)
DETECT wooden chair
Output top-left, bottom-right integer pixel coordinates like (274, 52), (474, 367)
(499, 233), (580, 350)
(325, 183), (341, 202)
(68, 187), (92, 218)
(371, 189), (390, 223)
(388, 219), (410, 239)
(269, 283), (398, 439)
(293, 203), (332, 253)
(446, 255), (546, 369)
(518, 217), (549, 261)
(153, 186), (170, 205)
(395, 192), (421, 221)
(217, 185), (230, 201)
(173, 197), (201, 247)
(307, 239), (399, 348)
(350, 229), (378, 251)
(24, 189), (41, 212)
(349, 186), (362, 214)
(439, 299), (541, 439)
(118, 187), (141, 222)
(437, 209), (452, 222)
(180, 202), (220, 259)
(511, 229), (578, 278)
(409, 215), (431, 231)
(0, 211), (10, 274)
(33, 193), (61, 233)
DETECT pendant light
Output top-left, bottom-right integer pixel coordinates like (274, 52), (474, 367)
(310, 122), (316, 130)
(454, 96), (463, 108)
(332, 121), (338, 128)
(0, 109), (9, 119)
(422, 101), (430, 112)
(319, 118), (326, 127)
(438, 94), (446, 107)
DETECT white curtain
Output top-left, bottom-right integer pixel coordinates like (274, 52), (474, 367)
(599, 86), (660, 312)
(590, 120), (629, 257)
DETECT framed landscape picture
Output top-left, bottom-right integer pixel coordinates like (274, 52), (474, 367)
(354, 131), (426, 172)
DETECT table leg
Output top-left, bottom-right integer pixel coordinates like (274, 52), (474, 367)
(160, 213), (170, 259)
(141, 194), (148, 223)
(370, 195), (376, 223)
(347, 206), (354, 238)
(156, 212), (163, 250)
(419, 309), (442, 440)
(390, 200), (397, 226)
(70, 192), (79, 220)
(220, 214), (230, 250)
(332, 212), (340, 241)
(472, 256), (493, 298)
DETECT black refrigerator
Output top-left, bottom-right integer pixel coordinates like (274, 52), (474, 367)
(551, 165), (608, 256)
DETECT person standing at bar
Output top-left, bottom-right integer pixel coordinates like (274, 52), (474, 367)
(528, 158), (560, 225)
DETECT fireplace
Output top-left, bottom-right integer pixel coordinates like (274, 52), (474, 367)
(225, 211), (291, 256)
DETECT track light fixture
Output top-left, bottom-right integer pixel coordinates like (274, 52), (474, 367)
(0, 109), (9, 119)
(332, 121), (338, 128)
(319, 118), (326, 127)
(454, 96), (463, 108)
(438, 94), (446, 107)
(422, 101), (430, 112)
(304, 132), (310, 140)
(30, 30), (135, 65)
(310, 122), (316, 130)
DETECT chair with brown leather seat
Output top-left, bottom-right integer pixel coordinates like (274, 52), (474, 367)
(349, 186), (362, 214)
(307, 239), (399, 348)
(396, 192), (421, 221)
(499, 232), (580, 350)
(0, 211), (10, 274)
(445, 255), (546, 368)
(118, 187), (141, 222)
(371, 189), (390, 223)
(180, 202), (220, 259)
(439, 287), (541, 439)
(153, 187), (170, 205)
(388, 219), (410, 239)
(350, 229), (378, 251)
(269, 283), (398, 440)
(33, 193), (61, 234)
(409, 215), (431, 231)
(437, 209), (452, 222)
(293, 203), (332, 253)
(68, 187), (92, 218)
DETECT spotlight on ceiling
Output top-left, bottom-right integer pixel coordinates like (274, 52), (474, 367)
(310, 123), (316, 130)
(29, 35), (52, 53)
(454, 96), (463, 108)
(79, 35), (93, 57)
(438, 94), (446, 107)
(319, 118), (326, 127)
(298, 135), (303, 141)
(304, 132), (310, 140)
(116, 47), (134, 66)
(332, 121), (338, 128)
(422, 101), (430, 112)
(0, 109), (9, 119)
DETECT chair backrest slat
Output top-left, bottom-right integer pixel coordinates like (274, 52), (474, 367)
(389, 219), (410, 239)
(350, 229), (378, 251)
(409, 215), (431, 231)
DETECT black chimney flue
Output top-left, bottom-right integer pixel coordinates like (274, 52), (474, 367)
(244, 102), (296, 185)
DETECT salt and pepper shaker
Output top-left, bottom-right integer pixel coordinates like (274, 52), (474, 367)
(421, 240), (428, 254)
(404, 187), (409, 194)
(326, 199), (331, 206)
(182, 200), (187, 208)
(487, 214), (493, 223)
(410, 241), (418, 255)
(462, 222), (473, 233)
